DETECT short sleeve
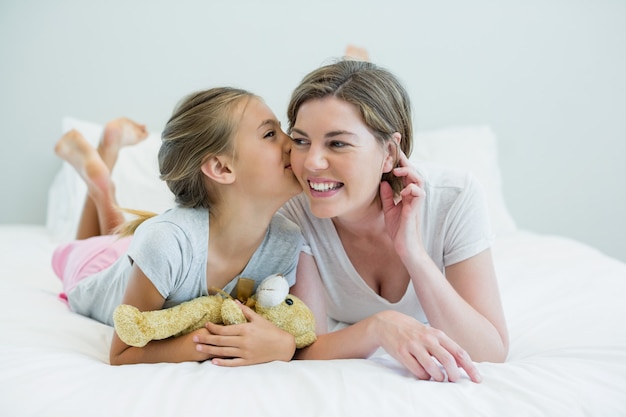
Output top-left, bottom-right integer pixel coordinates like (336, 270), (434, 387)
(443, 174), (495, 266)
(126, 220), (193, 299)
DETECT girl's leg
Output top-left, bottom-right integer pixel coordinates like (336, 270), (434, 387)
(52, 234), (133, 303)
(54, 118), (148, 239)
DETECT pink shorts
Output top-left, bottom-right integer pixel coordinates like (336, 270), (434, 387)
(52, 235), (133, 302)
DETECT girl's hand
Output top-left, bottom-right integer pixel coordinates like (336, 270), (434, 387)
(373, 310), (481, 383)
(193, 302), (296, 366)
(380, 151), (426, 259)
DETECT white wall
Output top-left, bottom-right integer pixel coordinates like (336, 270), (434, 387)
(1, 0), (625, 262)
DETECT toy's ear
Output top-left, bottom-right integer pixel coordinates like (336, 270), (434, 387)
(201, 155), (235, 184)
(256, 274), (289, 308)
(382, 132), (401, 174)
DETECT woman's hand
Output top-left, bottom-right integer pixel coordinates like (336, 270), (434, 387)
(193, 302), (296, 366)
(373, 310), (482, 383)
(380, 151), (426, 260)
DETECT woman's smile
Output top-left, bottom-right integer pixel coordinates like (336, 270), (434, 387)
(307, 178), (344, 195)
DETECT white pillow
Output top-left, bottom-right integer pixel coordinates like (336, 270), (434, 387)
(46, 117), (175, 242)
(412, 125), (517, 236)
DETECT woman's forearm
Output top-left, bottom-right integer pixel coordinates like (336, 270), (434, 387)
(403, 250), (509, 362)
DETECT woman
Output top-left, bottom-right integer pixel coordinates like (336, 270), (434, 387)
(281, 58), (509, 383)
(52, 88), (305, 366)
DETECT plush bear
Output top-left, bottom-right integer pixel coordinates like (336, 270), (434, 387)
(113, 274), (317, 349)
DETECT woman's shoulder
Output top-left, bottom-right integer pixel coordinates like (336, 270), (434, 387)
(412, 160), (476, 190)
(413, 161), (486, 215)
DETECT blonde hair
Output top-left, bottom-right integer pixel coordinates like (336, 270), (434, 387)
(287, 60), (413, 195)
(117, 87), (255, 236)
(160, 87), (254, 208)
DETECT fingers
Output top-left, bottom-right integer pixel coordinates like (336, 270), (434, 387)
(398, 149), (409, 163)
(436, 336), (481, 383)
(393, 166), (424, 188)
(388, 320), (481, 383)
(193, 327), (246, 360)
(204, 321), (242, 336)
(400, 183), (425, 199)
(210, 357), (249, 367)
(236, 301), (261, 322)
(454, 349), (482, 383)
(392, 153), (425, 195)
(403, 347), (478, 383)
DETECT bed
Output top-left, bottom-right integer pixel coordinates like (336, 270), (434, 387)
(1, 119), (625, 417)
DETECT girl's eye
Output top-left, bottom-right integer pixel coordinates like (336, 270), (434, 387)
(264, 130), (276, 139)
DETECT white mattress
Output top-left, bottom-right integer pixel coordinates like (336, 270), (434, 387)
(1, 225), (625, 416)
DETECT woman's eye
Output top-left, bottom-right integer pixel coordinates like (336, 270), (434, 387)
(291, 137), (309, 146)
(330, 140), (347, 148)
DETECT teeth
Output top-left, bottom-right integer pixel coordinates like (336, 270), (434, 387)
(309, 181), (341, 192)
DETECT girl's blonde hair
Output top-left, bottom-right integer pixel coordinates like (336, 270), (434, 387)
(117, 87), (255, 236)
(287, 59), (413, 196)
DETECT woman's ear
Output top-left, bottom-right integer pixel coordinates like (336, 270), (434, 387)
(382, 132), (401, 173)
(201, 156), (235, 184)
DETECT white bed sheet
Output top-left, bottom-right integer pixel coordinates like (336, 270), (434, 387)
(1, 225), (625, 417)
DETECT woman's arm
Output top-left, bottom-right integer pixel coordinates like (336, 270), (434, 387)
(403, 248), (509, 363)
(291, 252), (482, 383)
(290, 252), (328, 335)
(382, 151), (509, 363)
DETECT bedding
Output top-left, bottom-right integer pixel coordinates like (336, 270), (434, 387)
(2, 121), (625, 416)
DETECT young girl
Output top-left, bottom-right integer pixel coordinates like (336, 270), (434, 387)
(280, 56), (509, 383)
(52, 87), (305, 366)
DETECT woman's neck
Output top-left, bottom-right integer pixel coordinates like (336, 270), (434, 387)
(331, 197), (386, 240)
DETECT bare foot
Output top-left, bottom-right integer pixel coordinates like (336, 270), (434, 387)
(55, 129), (113, 202)
(98, 117), (149, 169)
(344, 45), (370, 61)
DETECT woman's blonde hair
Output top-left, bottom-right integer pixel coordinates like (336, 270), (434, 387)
(287, 60), (413, 195)
(116, 87), (254, 236)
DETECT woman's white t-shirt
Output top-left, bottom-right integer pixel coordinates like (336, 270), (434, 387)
(279, 161), (494, 325)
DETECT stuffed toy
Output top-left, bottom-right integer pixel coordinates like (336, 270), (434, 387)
(113, 274), (317, 349)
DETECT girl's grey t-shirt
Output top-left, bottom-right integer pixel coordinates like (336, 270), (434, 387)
(68, 206), (303, 326)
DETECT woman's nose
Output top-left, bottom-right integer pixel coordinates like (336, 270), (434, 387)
(303, 145), (328, 171)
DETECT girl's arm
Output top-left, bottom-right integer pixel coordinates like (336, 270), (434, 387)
(196, 306), (297, 366)
(198, 253), (320, 366)
(109, 263), (217, 365)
